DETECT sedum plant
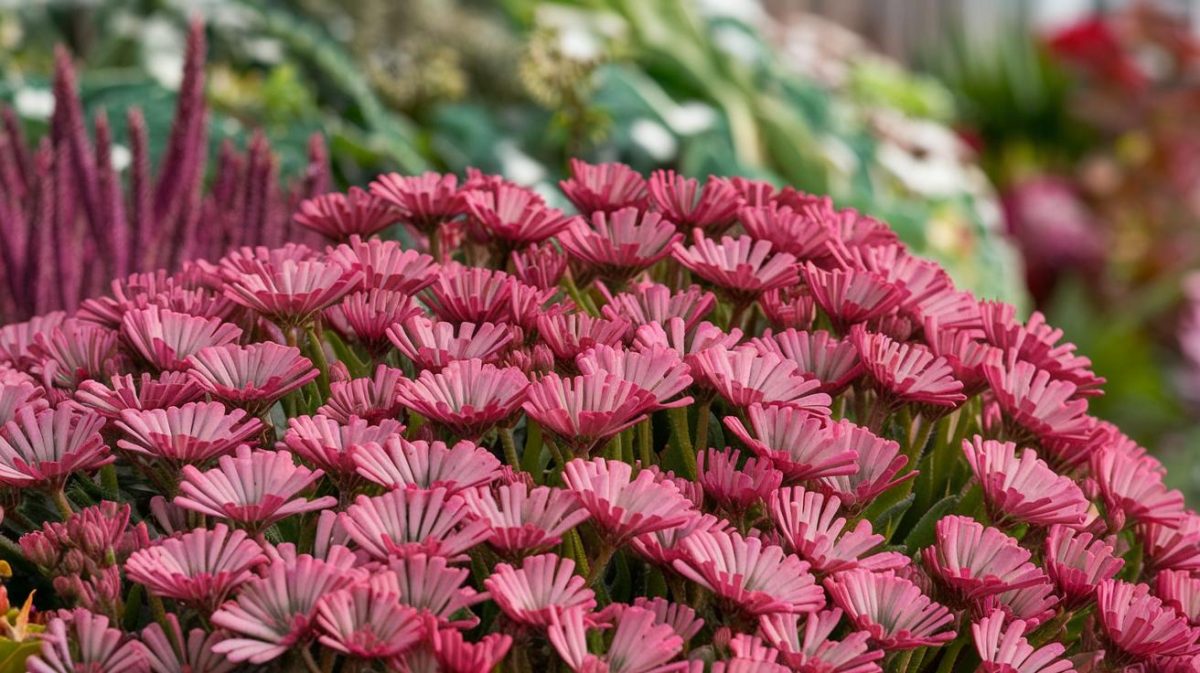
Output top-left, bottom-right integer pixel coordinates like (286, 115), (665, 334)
(0, 159), (1191, 672)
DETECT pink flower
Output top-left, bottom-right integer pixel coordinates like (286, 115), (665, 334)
(629, 511), (730, 568)
(74, 371), (203, 419)
(395, 359), (530, 438)
(979, 302), (1103, 396)
(223, 258), (361, 325)
(750, 329), (863, 395)
(175, 446), (336, 533)
(140, 614), (235, 673)
(760, 286), (816, 331)
(600, 282), (716, 332)
(433, 628), (513, 673)
(982, 350), (1092, 444)
(802, 264), (906, 333)
(375, 554), (488, 628)
(318, 364), (406, 424)
(483, 553), (597, 627)
(27, 609), (146, 673)
(672, 232), (799, 303)
(512, 241), (568, 289)
(1140, 514), (1200, 576)
(1043, 525), (1124, 610)
(635, 318), (742, 376)
(423, 265), (515, 325)
(814, 423), (911, 512)
(850, 325), (965, 409)
(648, 170), (739, 233)
(693, 346), (831, 414)
(563, 458), (694, 544)
(0, 311), (66, 367)
(32, 320), (121, 391)
(387, 316), (513, 371)
(120, 306), (242, 372)
(315, 584), (425, 660)
(548, 605), (687, 673)
(576, 344), (693, 410)
(769, 486), (907, 576)
(339, 487), (490, 561)
(124, 523), (267, 612)
(962, 437), (1088, 528)
(1092, 447), (1185, 529)
(463, 185), (571, 246)
(673, 530), (824, 617)
(327, 236), (439, 294)
(758, 609), (884, 673)
(724, 405), (858, 483)
(330, 288), (423, 354)
(523, 372), (658, 456)
(741, 203), (836, 261)
(0, 381), (47, 426)
(560, 207), (682, 282)
(973, 582), (1060, 630)
(370, 171), (464, 232)
(461, 482), (590, 556)
(1096, 579), (1200, 663)
(115, 402), (263, 467)
(351, 436), (501, 494)
(824, 569), (956, 651)
(560, 159), (649, 216)
(922, 516), (1046, 603)
(598, 597), (705, 641)
(1158, 570), (1200, 626)
(280, 414), (405, 490)
(186, 342), (318, 414)
(0, 405), (109, 490)
(971, 610), (1074, 673)
(211, 548), (365, 664)
(293, 187), (400, 240)
(925, 322), (993, 396)
(537, 311), (630, 364)
(697, 447), (783, 511)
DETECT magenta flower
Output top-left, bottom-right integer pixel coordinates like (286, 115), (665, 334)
(1044, 524), (1124, 610)
(524, 372), (658, 456)
(461, 482), (590, 556)
(186, 342), (318, 414)
(387, 316), (513, 371)
(973, 581), (1060, 631)
(327, 236), (439, 294)
(115, 401), (263, 467)
(1141, 514), (1200, 576)
(1158, 570), (1200, 626)
(280, 414), (405, 490)
(697, 447), (783, 511)
(395, 359), (530, 438)
(548, 605), (687, 673)
(601, 282), (716, 332)
(672, 231), (799, 304)
(423, 265), (515, 325)
(370, 171), (464, 234)
(962, 437), (1088, 528)
(814, 422), (911, 512)
(339, 487), (490, 561)
(979, 302), (1103, 395)
(674, 529), (824, 617)
(293, 187), (400, 240)
(120, 306), (242, 372)
(563, 458), (694, 544)
(925, 322), (992, 396)
(1092, 446), (1185, 529)
(635, 317), (743, 374)
(1096, 579), (1200, 663)
(770, 486), (907, 576)
(140, 614), (235, 673)
(32, 320), (121, 391)
(741, 203), (836, 261)
(351, 436), (501, 494)
(982, 350), (1092, 444)
(648, 170), (739, 233)
(223, 258), (361, 326)
(317, 364), (406, 424)
(802, 264), (906, 333)
(971, 610), (1074, 673)
(536, 311), (630, 365)
(560, 207), (682, 283)
(175, 446), (336, 533)
(512, 241), (568, 290)
(560, 159), (649, 216)
(483, 552), (597, 628)
(629, 511), (730, 568)
(724, 405), (857, 483)
(433, 628), (513, 673)
(330, 289), (422, 355)
(74, 371), (204, 419)
(124, 523), (267, 612)
(0, 405), (109, 490)
(598, 597), (705, 642)
(0, 311), (66, 367)
(850, 325), (965, 409)
(759, 610), (882, 673)
(576, 344), (693, 410)
(27, 609), (146, 673)
(824, 569), (956, 651)
(211, 549), (365, 664)
(315, 584), (425, 660)
(922, 516), (1046, 603)
(760, 286), (817, 331)
(0, 381), (47, 426)
(463, 185), (571, 247)
(750, 329), (863, 395)
(693, 346), (831, 414)
(375, 553), (488, 628)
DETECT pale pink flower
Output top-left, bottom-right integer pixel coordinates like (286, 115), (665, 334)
(697, 447), (783, 510)
(315, 584), (425, 660)
(648, 170), (739, 233)
(280, 414), (405, 490)
(217, 244), (315, 279)
(223, 258), (361, 325)
(962, 437), (1088, 527)
(1158, 570), (1200, 626)
(769, 486), (907, 576)
(724, 405), (858, 483)
(672, 231), (799, 303)
(824, 568), (956, 651)
(979, 302), (1103, 395)
(750, 329), (863, 395)
(600, 282), (716, 332)
(561, 159), (649, 216)
(395, 359), (530, 438)
(0, 405), (109, 490)
(1043, 525), (1124, 609)
(317, 364), (406, 424)
(924, 321), (993, 396)
(758, 609), (884, 673)
(293, 186), (400, 240)
(464, 185), (571, 246)
(692, 346), (831, 414)
(760, 286), (817, 331)
(629, 511), (730, 568)
(549, 605), (687, 673)
(351, 435), (501, 494)
(850, 325), (965, 409)
(971, 610), (1075, 673)
(186, 342), (318, 414)
(175, 446), (336, 533)
(597, 597), (705, 642)
(32, 320), (121, 391)
(973, 581), (1060, 630)
(432, 628), (513, 673)
(537, 311), (629, 365)
(1096, 579), (1200, 662)
(523, 372), (658, 456)
(329, 289), (423, 354)
(560, 207), (682, 282)
(27, 609), (146, 673)
(0, 311), (66, 367)
(922, 516), (1046, 602)
(387, 316), (513, 371)
(124, 523), (267, 612)
(802, 264), (906, 333)
(562, 458), (694, 544)
(339, 487), (490, 561)
(140, 614), (235, 673)
(327, 236), (440, 294)
(673, 530), (824, 617)
(483, 553), (597, 627)
(120, 306), (242, 371)
(1092, 447), (1186, 529)
(814, 424), (912, 512)
(116, 402), (263, 467)
(1140, 514), (1200, 576)
(0, 381), (47, 426)
(982, 350), (1092, 444)
(741, 203), (836, 261)
(461, 482), (590, 556)
(74, 371), (203, 419)
(375, 554), (488, 628)
(576, 344), (693, 410)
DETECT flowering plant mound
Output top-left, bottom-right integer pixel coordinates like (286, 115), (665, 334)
(0, 161), (1190, 673)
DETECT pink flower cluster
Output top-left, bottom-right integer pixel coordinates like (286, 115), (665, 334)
(1, 161), (1194, 673)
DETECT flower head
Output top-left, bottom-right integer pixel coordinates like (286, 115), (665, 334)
(351, 435), (501, 494)
(758, 609), (884, 673)
(27, 609), (146, 673)
(375, 553), (487, 628)
(962, 437), (1088, 528)
(697, 447), (783, 511)
(693, 346), (831, 414)
(824, 569), (956, 651)
(1096, 579), (1200, 663)
(850, 325), (965, 409)
(318, 364), (406, 424)
(330, 289), (423, 355)
(186, 342), (318, 414)
(120, 306), (242, 372)
(802, 265), (905, 333)
(116, 402), (263, 468)
(560, 207), (682, 282)
(524, 372), (657, 456)
(328, 236), (439, 294)
(483, 553), (596, 628)
(339, 488), (490, 561)
(387, 316), (513, 371)
(294, 187), (400, 240)
(769, 486), (906, 576)
(464, 185), (571, 246)
(982, 351), (1091, 444)
(140, 614), (236, 673)
(922, 516), (1046, 603)
(601, 282), (716, 332)
(971, 610), (1074, 673)
(673, 530), (824, 617)
(548, 605), (686, 673)
(0, 405), (109, 490)
(1092, 446), (1185, 529)
(370, 171), (464, 232)
(74, 371), (203, 419)
(561, 159), (649, 216)
(124, 523), (267, 612)
(563, 458), (694, 544)
(576, 343), (693, 410)
(648, 170), (739, 233)
(433, 628), (513, 673)
(315, 584), (425, 660)
(741, 203), (836, 261)
(750, 329), (862, 395)
(280, 414), (405, 490)
(1043, 525), (1124, 610)
(724, 405), (858, 483)
(223, 258), (360, 325)
(815, 423), (912, 512)
(672, 232), (799, 303)
(461, 483), (590, 556)
(395, 359), (530, 438)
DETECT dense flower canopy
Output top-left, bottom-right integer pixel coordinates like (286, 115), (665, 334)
(4, 159), (1194, 673)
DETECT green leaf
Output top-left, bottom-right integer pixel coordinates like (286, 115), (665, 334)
(904, 494), (962, 550)
(874, 493), (915, 544)
(0, 639), (40, 673)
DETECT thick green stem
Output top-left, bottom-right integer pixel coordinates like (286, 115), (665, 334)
(666, 407), (697, 480)
(638, 419), (653, 467)
(522, 421), (545, 484)
(305, 325), (332, 397)
(51, 489), (74, 519)
(935, 639), (968, 673)
(587, 542), (617, 588)
(499, 427), (520, 469)
(694, 399), (713, 452)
